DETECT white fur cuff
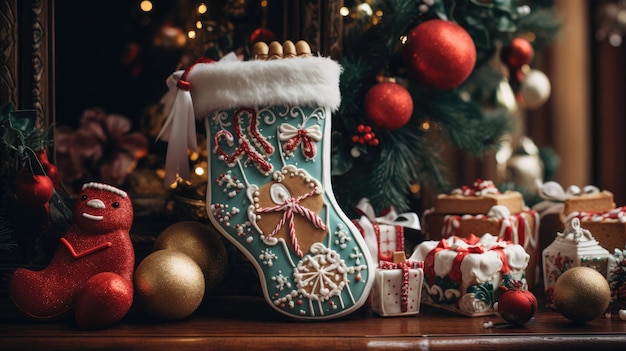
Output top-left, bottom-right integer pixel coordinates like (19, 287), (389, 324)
(186, 56), (343, 118)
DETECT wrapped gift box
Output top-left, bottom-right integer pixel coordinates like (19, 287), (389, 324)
(533, 181), (621, 253)
(565, 207), (626, 253)
(542, 217), (614, 304)
(370, 252), (425, 317)
(410, 234), (529, 317)
(352, 198), (421, 264)
(422, 179), (539, 287)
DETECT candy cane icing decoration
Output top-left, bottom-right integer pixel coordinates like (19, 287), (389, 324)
(213, 108), (274, 174)
(256, 188), (327, 257)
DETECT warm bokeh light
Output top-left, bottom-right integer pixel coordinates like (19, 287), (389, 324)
(198, 3), (208, 14)
(340, 7), (350, 17)
(261, 0), (268, 7)
(357, 3), (373, 16)
(188, 30), (197, 39)
(196, 20), (203, 29)
(189, 151), (199, 162)
(194, 166), (205, 176)
(400, 35), (408, 44)
(139, 0), (153, 12)
(410, 183), (421, 194)
(421, 121), (430, 130)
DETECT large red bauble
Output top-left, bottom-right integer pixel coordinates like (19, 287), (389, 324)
(502, 37), (534, 69)
(402, 19), (476, 90)
(363, 81), (413, 130)
(496, 288), (538, 325)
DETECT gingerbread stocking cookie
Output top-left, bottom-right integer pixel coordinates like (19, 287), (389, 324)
(10, 182), (135, 329)
(159, 41), (375, 319)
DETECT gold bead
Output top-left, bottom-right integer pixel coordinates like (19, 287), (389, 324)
(252, 41), (269, 60)
(268, 41), (283, 60)
(282, 40), (296, 58)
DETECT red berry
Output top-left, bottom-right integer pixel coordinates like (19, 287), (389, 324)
(14, 171), (55, 207)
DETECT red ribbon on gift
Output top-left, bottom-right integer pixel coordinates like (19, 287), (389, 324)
(353, 198), (421, 262)
(379, 260), (424, 313)
(424, 235), (511, 288)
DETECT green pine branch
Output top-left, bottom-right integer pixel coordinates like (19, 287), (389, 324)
(332, 0), (560, 213)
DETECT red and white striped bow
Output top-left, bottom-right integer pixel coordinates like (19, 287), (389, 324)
(278, 123), (322, 160)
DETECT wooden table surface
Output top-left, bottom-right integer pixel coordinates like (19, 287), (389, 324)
(2, 291), (626, 351)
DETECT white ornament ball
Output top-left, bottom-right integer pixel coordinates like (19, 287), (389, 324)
(520, 69), (551, 110)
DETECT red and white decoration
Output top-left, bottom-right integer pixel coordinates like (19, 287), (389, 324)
(370, 260), (424, 317)
(441, 205), (538, 253)
(452, 179), (500, 196)
(410, 234), (529, 317)
(352, 198), (421, 264)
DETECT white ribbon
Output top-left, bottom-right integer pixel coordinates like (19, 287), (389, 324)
(278, 124), (323, 141)
(156, 71), (198, 186)
(355, 198), (421, 230)
(355, 198), (421, 264)
(532, 181), (600, 216)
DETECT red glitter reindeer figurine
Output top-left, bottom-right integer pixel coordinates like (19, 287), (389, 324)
(10, 182), (135, 329)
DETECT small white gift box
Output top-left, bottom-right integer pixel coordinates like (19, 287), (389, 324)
(370, 252), (424, 317)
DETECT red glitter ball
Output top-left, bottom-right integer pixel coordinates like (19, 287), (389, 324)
(364, 82), (413, 130)
(497, 288), (538, 325)
(402, 19), (476, 90)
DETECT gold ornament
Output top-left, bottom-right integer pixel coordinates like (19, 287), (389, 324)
(134, 249), (205, 320)
(153, 221), (228, 293)
(553, 266), (611, 323)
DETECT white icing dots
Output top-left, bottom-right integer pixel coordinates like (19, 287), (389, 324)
(260, 248), (278, 267)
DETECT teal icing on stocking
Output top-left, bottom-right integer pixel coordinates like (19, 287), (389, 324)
(206, 104), (374, 319)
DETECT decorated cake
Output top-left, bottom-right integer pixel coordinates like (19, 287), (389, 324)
(422, 179), (540, 286)
(542, 217), (614, 304)
(410, 234), (529, 317)
(533, 181), (623, 252)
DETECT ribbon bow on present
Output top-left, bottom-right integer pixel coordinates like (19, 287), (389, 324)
(533, 181), (600, 217)
(424, 235), (511, 288)
(353, 198), (421, 263)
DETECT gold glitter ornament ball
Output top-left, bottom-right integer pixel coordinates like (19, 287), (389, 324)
(134, 249), (205, 320)
(153, 221), (228, 293)
(553, 266), (611, 323)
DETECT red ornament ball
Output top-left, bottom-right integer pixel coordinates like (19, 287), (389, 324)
(14, 170), (54, 207)
(496, 288), (538, 325)
(402, 19), (476, 90)
(363, 82), (413, 130)
(502, 37), (534, 69)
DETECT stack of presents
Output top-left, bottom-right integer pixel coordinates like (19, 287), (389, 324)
(355, 179), (626, 317)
